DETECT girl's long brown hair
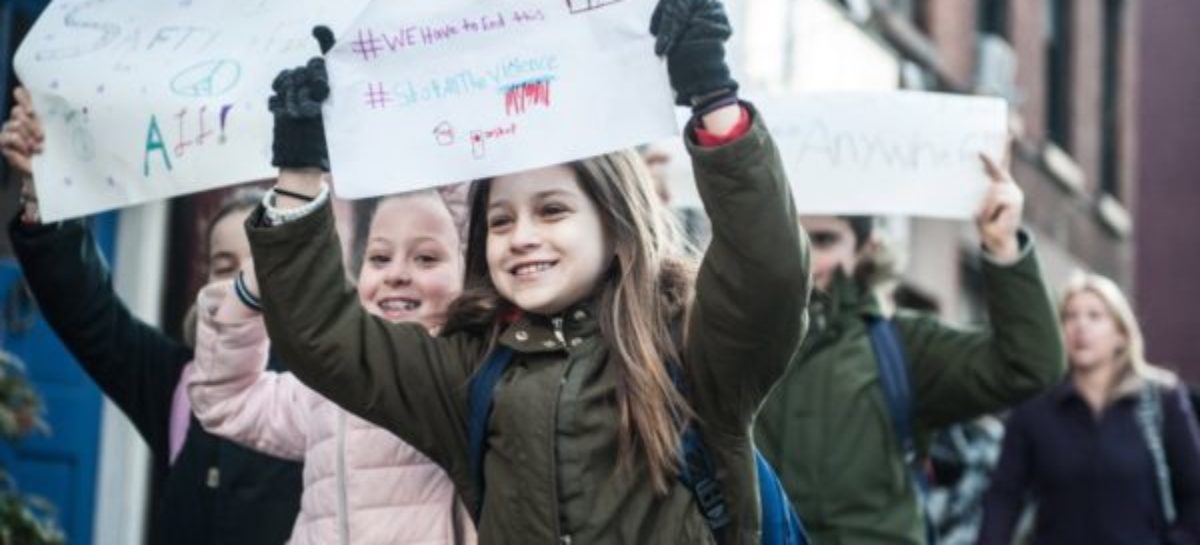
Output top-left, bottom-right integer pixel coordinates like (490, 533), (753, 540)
(444, 149), (697, 493)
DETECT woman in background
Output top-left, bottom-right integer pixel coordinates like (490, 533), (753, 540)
(979, 272), (1200, 544)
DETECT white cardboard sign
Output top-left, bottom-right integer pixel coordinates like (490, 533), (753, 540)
(763, 91), (1009, 219)
(14, 0), (366, 221)
(656, 91), (1008, 219)
(322, 0), (679, 198)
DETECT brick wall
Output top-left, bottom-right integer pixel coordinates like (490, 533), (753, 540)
(892, 0), (1134, 317)
(1135, 0), (1200, 382)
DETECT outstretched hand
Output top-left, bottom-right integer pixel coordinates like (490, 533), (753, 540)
(269, 26), (336, 172)
(1, 88), (45, 222)
(649, 0), (738, 108)
(1, 87), (43, 178)
(975, 152), (1024, 263)
(269, 57), (331, 121)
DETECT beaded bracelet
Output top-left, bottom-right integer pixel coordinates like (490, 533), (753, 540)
(273, 187), (316, 202)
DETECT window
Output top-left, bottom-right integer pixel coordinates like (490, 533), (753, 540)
(1100, 0), (1125, 198)
(978, 0), (1009, 37)
(975, 0), (1017, 102)
(1046, 0), (1073, 150)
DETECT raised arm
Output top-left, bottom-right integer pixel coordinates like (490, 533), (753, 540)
(187, 281), (309, 461)
(683, 104), (811, 434)
(649, 0), (810, 434)
(10, 218), (190, 460)
(903, 234), (1065, 428)
(906, 156), (1066, 428)
(4, 87), (187, 460)
(239, 35), (481, 474)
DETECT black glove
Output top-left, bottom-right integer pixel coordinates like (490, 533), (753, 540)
(269, 26), (336, 171)
(649, 0), (738, 110)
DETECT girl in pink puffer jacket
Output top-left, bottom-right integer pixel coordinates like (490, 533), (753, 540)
(188, 188), (476, 545)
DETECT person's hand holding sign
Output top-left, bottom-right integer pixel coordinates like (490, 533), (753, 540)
(650, 0), (737, 105)
(650, 0), (740, 134)
(269, 26), (335, 209)
(976, 152), (1024, 264)
(1, 87), (45, 224)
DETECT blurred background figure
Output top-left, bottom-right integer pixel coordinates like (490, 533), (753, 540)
(926, 415), (1005, 545)
(637, 141), (711, 252)
(978, 272), (1200, 545)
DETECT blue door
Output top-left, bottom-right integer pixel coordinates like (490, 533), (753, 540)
(0, 213), (117, 545)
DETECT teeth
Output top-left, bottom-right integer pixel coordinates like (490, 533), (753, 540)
(514, 262), (554, 276)
(380, 299), (420, 311)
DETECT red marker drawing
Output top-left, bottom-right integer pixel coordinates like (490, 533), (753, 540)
(434, 121), (455, 146)
(504, 79), (552, 116)
(471, 131), (485, 159)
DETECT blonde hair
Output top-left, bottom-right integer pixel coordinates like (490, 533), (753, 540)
(1059, 271), (1163, 386)
(351, 184), (471, 274)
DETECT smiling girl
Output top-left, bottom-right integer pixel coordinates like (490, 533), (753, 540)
(187, 189), (475, 545)
(230, 1), (811, 542)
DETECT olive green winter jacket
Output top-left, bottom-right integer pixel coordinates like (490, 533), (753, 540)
(246, 105), (811, 544)
(755, 237), (1066, 545)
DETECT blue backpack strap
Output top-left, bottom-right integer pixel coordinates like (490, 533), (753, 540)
(466, 346), (515, 520)
(469, 345), (811, 545)
(866, 316), (937, 545)
(669, 363), (809, 545)
(668, 364), (733, 542)
(756, 451), (809, 545)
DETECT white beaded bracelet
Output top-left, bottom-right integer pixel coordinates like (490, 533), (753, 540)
(262, 182), (331, 226)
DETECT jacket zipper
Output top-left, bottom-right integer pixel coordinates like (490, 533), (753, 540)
(337, 410), (350, 545)
(551, 316), (566, 344)
(551, 314), (570, 544)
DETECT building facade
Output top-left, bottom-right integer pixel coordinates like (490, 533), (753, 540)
(731, 0), (1140, 338)
(1134, 0), (1200, 382)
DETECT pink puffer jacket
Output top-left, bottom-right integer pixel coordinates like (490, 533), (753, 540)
(188, 282), (475, 545)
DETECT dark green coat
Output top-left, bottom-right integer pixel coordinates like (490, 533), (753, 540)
(754, 236), (1066, 545)
(246, 106), (811, 544)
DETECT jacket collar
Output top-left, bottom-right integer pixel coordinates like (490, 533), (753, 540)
(497, 302), (599, 354)
(812, 270), (884, 328)
(1053, 367), (1154, 407)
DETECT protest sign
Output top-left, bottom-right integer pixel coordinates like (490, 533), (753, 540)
(322, 0), (678, 198)
(661, 91), (1007, 219)
(770, 92), (1008, 218)
(14, 0), (365, 221)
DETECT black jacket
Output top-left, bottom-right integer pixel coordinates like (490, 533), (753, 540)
(9, 216), (302, 545)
